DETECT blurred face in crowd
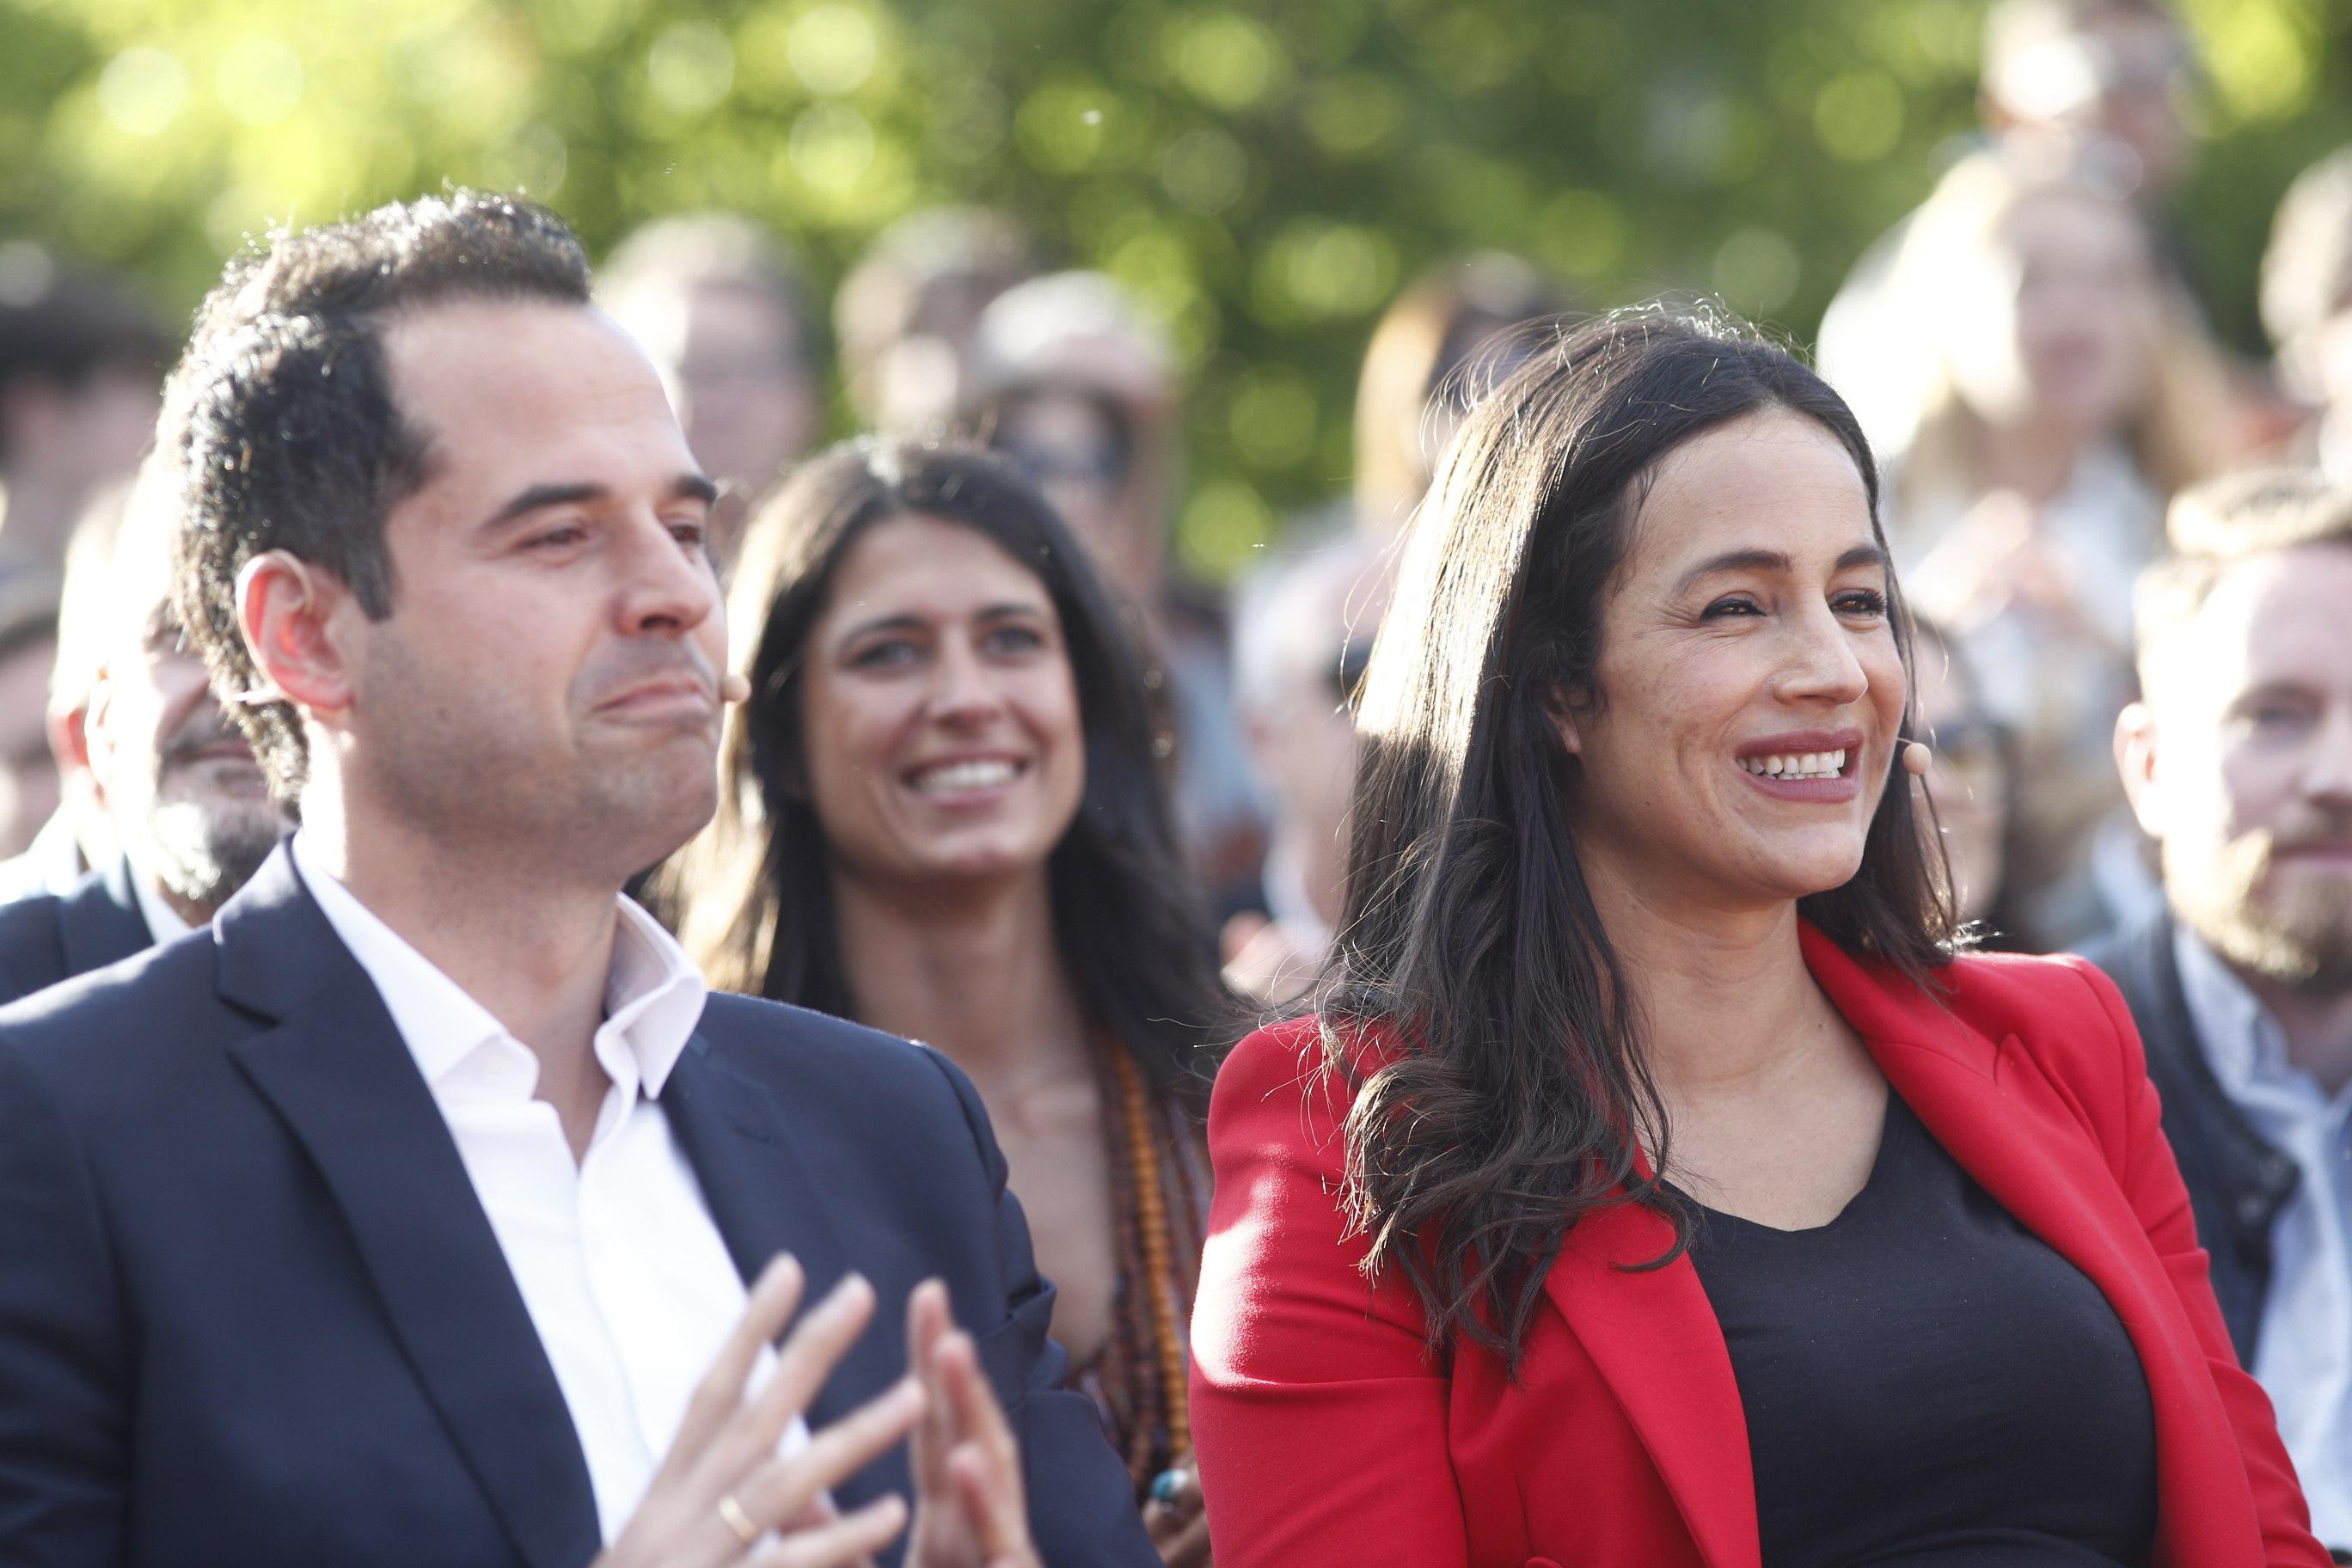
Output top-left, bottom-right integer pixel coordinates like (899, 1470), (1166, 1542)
(2122, 545), (2352, 989)
(85, 588), (285, 919)
(1948, 187), (2155, 440)
(634, 280), (816, 499)
(0, 633), (58, 857)
(991, 389), (1159, 607)
(799, 513), (1086, 894)
(309, 301), (725, 878)
(1242, 556), (1390, 928)
(1986, 7), (2195, 197)
(1556, 410), (1905, 913)
(1910, 635), (2012, 925)
(3, 362), (158, 495)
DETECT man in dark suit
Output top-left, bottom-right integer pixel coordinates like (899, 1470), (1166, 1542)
(2083, 466), (2352, 1552)
(0, 462), (289, 1003)
(0, 191), (1153, 1568)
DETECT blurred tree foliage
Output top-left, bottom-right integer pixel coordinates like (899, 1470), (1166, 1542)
(2, 0), (2347, 576)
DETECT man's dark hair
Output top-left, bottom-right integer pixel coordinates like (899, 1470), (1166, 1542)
(0, 248), (170, 466)
(164, 190), (591, 800)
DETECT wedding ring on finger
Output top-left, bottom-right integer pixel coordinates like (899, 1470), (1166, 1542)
(717, 1492), (761, 1547)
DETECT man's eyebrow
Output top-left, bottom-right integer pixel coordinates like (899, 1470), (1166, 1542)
(1672, 542), (1888, 596)
(481, 473), (719, 530)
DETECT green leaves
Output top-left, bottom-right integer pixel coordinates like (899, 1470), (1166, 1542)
(5, 0), (2346, 579)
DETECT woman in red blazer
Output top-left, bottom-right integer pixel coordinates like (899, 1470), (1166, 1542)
(1188, 312), (2328, 1568)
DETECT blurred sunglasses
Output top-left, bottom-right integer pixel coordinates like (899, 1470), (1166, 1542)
(1921, 714), (2013, 778)
(1328, 641), (1375, 710)
(997, 436), (1131, 493)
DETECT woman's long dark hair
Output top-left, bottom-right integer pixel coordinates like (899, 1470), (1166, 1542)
(661, 436), (1232, 1106)
(1331, 309), (1958, 1369)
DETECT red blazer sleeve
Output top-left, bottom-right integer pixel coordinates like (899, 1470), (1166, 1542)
(2058, 955), (2330, 1567)
(1188, 1020), (1471, 1568)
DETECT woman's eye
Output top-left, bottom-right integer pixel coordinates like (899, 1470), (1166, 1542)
(1702, 597), (1762, 619)
(983, 623), (1047, 654)
(667, 518), (709, 550)
(848, 639), (919, 670)
(527, 524), (588, 550)
(1834, 589), (1889, 617)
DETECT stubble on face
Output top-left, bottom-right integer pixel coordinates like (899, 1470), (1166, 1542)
(143, 701), (287, 915)
(352, 616), (721, 884)
(2170, 820), (2352, 993)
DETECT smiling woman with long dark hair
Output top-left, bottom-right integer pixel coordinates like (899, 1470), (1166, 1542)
(1185, 312), (2326, 1568)
(657, 436), (1234, 1565)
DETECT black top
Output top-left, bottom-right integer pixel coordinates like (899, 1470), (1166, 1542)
(1679, 1091), (2159, 1568)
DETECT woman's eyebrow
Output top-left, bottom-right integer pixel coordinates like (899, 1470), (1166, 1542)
(1672, 542), (1888, 596)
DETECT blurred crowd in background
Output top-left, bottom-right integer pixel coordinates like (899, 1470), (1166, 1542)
(7, 0), (2352, 1548)
(5, 0), (2351, 966)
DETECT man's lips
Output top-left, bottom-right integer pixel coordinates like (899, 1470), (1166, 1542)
(595, 677), (719, 717)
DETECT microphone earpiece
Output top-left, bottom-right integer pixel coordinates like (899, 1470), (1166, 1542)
(1901, 739), (1932, 777)
(720, 671), (751, 704)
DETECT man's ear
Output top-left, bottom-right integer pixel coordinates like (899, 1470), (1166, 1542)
(47, 699), (90, 778)
(2114, 700), (2164, 840)
(1544, 683), (1584, 756)
(236, 551), (356, 719)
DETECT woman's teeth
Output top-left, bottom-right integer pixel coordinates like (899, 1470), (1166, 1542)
(1739, 750), (1846, 780)
(910, 759), (1019, 793)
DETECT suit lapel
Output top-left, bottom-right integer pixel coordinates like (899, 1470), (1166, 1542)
(664, 1033), (915, 1518)
(59, 854), (156, 973)
(1540, 1185), (1760, 1568)
(217, 849), (603, 1568)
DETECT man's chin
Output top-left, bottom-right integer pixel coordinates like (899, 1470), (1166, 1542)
(2184, 885), (2352, 994)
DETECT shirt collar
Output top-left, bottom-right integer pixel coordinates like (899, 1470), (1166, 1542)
(289, 829), (707, 1099)
(2173, 921), (2292, 1096)
(126, 862), (193, 943)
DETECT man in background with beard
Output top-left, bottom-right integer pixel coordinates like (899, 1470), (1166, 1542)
(2086, 465), (2352, 1553)
(0, 458), (286, 1001)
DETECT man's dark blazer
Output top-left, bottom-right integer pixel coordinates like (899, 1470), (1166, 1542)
(2079, 910), (2300, 1363)
(0, 853), (152, 1006)
(0, 847), (1155, 1568)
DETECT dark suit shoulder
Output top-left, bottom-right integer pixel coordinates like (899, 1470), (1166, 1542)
(0, 933), (233, 1108)
(694, 990), (969, 1094)
(0, 891), (71, 1006)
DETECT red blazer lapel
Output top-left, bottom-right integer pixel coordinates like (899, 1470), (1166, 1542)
(1802, 928), (2262, 1566)
(1541, 1189), (1761, 1568)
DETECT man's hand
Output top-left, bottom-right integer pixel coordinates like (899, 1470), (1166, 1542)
(900, 1280), (1042, 1568)
(594, 1255), (923, 1568)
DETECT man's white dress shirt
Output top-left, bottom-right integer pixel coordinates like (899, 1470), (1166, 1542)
(2175, 926), (2352, 1547)
(291, 831), (806, 1543)
(127, 864), (191, 944)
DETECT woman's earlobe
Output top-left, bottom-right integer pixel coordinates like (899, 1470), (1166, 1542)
(1542, 685), (1584, 756)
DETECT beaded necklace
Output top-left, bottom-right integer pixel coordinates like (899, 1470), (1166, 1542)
(1080, 1035), (1205, 1491)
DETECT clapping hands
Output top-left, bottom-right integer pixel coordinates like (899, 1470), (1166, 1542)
(593, 1257), (1043, 1568)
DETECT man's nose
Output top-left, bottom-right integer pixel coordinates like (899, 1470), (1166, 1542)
(2305, 702), (2352, 811)
(614, 513), (720, 636)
